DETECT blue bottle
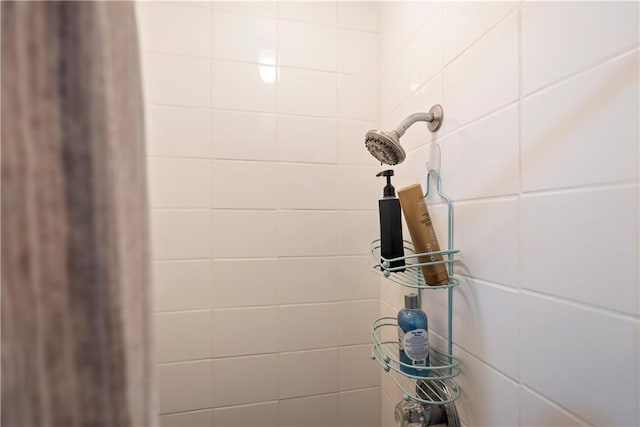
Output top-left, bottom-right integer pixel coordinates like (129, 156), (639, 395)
(397, 293), (429, 376)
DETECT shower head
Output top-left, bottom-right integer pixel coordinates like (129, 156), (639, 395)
(365, 129), (405, 165)
(364, 104), (443, 166)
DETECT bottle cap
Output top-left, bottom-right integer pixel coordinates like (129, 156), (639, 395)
(404, 293), (419, 309)
(376, 169), (396, 198)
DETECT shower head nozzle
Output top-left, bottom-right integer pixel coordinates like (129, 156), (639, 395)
(363, 104), (444, 166)
(365, 130), (406, 166)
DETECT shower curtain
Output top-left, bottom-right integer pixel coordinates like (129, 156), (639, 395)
(1, 2), (153, 425)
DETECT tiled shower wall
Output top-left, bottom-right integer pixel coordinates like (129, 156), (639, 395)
(380, 2), (639, 427)
(137, 2), (383, 426)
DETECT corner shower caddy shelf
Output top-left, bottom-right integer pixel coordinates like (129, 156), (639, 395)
(369, 169), (461, 405)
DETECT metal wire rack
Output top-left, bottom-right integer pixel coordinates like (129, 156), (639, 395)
(369, 166), (461, 405)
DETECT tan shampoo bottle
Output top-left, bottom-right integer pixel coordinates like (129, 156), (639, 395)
(397, 184), (449, 286)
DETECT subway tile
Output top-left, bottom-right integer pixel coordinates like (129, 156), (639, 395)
(338, 300), (379, 345)
(338, 256), (380, 301)
(142, 53), (210, 107)
(278, 303), (339, 352)
(338, 211), (378, 256)
(279, 20), (336, 71)
(442, 1), (518, 65)
(213, 307), (278, 357)
(278, 257), (339, 304)
(338, 74), (378, 121)
(455, 346), (519, 426)
(276, 164), (338, 210)
(389, 12), (442, 108)
(279, 394), (339, 427)
(137, 2), (211, 56)
(452, 280), (519, 380)
(380, 2), (439, 65)
(338, 2), (378, 32)
(441, 105), (520, 201)
(521, 52), (639, 192)
(155, 311), (213, 363)
(520, 187), (638, 315)
(455, 199), (519, 288)
(158, 360), (213, 414)
(211, 110), (277, 161)
(339, 345), (380, 391)
(337, 165), (380, 210)
(213, 354), (278, 407)
(520, 387), (588, 427)
(151, 210), (211, 260)
(212, 210), (277, 258)
(521, 294), (639, 426)
(212, 259), (278, 308)
(153, 260), (212, 312)
(338, 29), (378, 77)
(212, 11), (276, 64)
(212, 161), (278, 209)
(384, 74), (443, 152)
(337, 119), (380, 166)
(522, 1), (639, 94)
(278, 115), (337, 164)
(443, 12), (518, 132)
(278, 2), (337, 25)
(159, 409), (213, 427)
(278, 211), (338, 257)
(381, 393), (397, 427)
(279, 348), (339, 398)
(339, 388), (381, 427)
(213, 402), (278, 427)
(278, 68), (337, 117)
(147, 158), (211, 208)
(211, 60), (276, 112)
(212, 1), (277, 17)
(146, 106), (211, 158)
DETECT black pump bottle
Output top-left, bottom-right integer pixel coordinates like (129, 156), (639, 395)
(376, 170), (405, 271)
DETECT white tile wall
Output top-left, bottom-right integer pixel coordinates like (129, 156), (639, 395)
(147, 106), (211, 158)
(521, 293), (639, 426)
(213, 354), (279, 407)
(213, 402), (279, 427)
(155, 310), (213, 363)
(278, 257), (339, 304)
(142, 53), (210, 107)
(153, 260), (213, 312)
(379, 2), (640, 426)
(141, 1), (381, 424)
(522, 1), (639, 95)
(212, 307), (278, 357)
(144, 1), (639, 425)
(157, 360), (213, 414)
(278, 303), (339, 352)
(211, 110), (277, 161)
(279, 394), (339, 427)
(278, 348), (339, 399)
(211, 11), (276, 64)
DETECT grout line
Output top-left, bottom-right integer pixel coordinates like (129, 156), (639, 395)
(520, 385), (595, 427)
(520, 289), (640, 322)
(521, 46), (639, 100)
(520, 181), (639, 197)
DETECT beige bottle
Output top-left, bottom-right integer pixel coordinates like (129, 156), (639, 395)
(397, 184), (449, 286)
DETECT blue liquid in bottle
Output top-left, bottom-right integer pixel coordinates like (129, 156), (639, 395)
(397, 293), (429, 377)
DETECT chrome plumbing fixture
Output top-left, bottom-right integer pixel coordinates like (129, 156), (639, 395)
(364, 104), (444, 165)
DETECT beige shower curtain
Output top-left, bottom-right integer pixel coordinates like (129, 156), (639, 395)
(1, 2), (153, 426)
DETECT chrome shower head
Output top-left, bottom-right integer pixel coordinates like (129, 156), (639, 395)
(365, 129), (406, 165)
(364, 104), (444, 166)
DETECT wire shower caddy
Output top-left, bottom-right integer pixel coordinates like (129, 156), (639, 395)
(369, 166), (462, 405)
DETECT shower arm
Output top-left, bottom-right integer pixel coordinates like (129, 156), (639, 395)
(393, 104), (444, 137)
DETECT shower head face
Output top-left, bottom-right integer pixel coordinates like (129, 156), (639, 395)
(365, 130), (406, 165)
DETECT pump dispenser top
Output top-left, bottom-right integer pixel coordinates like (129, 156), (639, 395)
(377, 169), (396, 198)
